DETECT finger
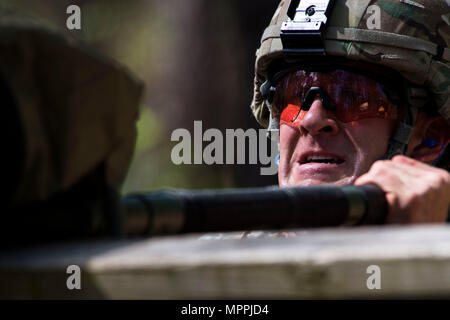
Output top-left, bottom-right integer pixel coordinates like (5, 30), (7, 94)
(392, 155), (442, 172)
(390, 156), (450, 187)
(355, 156), (448, 192)
(377, 156), (441, 180)
(355, 171), (405, 221)
(354, 160), (414, 186)
(355, 173), (407, 191)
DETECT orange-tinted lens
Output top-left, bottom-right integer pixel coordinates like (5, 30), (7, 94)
(280, 104), (300, 122)
(276, 69), (400, 124)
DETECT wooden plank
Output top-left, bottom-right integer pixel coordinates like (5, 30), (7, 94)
(1, 225), (450, 299)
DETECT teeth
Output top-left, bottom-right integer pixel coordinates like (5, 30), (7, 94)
(306, 155), (339, 162)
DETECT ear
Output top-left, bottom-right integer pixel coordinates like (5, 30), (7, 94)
(407, 114), (450, 163)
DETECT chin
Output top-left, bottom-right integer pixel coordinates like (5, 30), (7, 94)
(279, 174), (356, 188)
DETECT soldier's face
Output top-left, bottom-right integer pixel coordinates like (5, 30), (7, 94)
(278, 98), (397, 187)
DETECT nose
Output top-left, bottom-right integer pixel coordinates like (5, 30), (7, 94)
(299, 98), (339, 136)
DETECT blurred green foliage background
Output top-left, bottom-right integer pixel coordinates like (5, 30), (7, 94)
(1, 0), (279, 193)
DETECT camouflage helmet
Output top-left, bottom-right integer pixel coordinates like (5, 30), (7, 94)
(251, 0), (450, 130)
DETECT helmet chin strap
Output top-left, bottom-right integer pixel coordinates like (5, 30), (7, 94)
(383, 106), (418, 160)
(382, 84), (429, 160)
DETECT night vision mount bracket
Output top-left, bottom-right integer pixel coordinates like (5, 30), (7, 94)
(263, 0), (336, 141)
(280, 0), (335, 55)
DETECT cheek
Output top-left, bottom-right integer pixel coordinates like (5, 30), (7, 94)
(343, 120), (395, 160)
(279, 125), (299, 158)
(278, 125), (299, 173)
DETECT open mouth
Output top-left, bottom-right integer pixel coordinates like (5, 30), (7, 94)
(301, 155), (345, 165)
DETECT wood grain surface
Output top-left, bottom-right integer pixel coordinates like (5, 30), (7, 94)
(1, 225), (450, 299)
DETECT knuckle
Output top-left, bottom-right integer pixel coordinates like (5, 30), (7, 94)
(370, 160), (389, 174)
(430, 170), (450, 188)
(393, 154), (408, 162)
(442, 170), (450, 185)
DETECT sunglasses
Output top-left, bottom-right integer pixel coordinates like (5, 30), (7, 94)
(275, 69), (402, 125)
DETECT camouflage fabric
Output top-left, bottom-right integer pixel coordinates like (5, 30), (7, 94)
(251, 0), (450, 128)
(0, 9), (143, 207)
